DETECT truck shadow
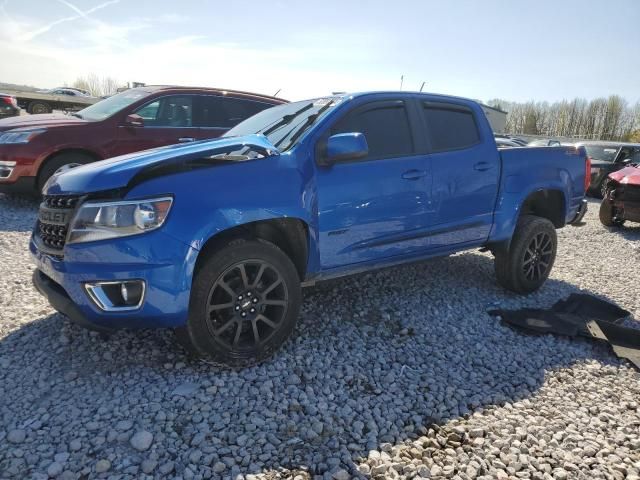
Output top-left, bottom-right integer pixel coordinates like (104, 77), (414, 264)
(0, 252), (629, 479)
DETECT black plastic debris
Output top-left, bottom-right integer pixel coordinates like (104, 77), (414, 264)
(489, 293), (639, 369)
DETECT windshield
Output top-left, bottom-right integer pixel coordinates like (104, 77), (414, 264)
(584, 145), (619, 162)
(224, 97), (341, 151)
(75, 89), (152, 121)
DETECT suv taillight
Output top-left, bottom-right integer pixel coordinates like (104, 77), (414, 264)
(585, 156), (591, 191)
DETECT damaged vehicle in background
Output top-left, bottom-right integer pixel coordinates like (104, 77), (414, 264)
(30, 91), (590, 367)
(580, 141), (640, 197)
(600, 163), (640, 228)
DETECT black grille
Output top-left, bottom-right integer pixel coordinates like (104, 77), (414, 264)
(35, 194), (81, 255)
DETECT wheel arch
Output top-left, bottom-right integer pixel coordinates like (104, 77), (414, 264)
(37, 148), (102, 182)
(519, 189), (566, 228)
(194, 218), (310, 281)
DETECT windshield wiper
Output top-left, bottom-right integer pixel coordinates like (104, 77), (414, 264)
(274, 101), (334, 150)
(259, 103), (314, 136)
(70, 112), (83, 119)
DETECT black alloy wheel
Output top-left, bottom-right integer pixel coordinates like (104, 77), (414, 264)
(177, 238), (301, 367)
(522, 232), (553, 282)
(206, 260), (289, 350)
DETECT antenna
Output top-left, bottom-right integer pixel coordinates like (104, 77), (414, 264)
(400, 75), (404, 90)
(419, 81), (426, 92)
(273, 89), (281, 97)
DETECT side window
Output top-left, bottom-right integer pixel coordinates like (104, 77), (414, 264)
(196, 96), (273, 128)
(134, 96), (193, 127)
(331, 101), (414, 160)
(422, 103), (480, 152)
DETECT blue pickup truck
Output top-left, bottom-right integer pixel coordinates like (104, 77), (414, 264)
(31, 92), (590, 366)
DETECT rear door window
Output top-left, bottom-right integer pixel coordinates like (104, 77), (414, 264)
(134, 95), (194, 127)
(422, 103), (480, 152)
(331, 101), (414, 160)
(196, 96), (274, 128)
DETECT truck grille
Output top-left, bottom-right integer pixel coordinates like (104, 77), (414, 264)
(35, 195), (80, 255)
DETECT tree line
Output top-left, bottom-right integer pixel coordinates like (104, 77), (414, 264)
(487, 96), (640, 142)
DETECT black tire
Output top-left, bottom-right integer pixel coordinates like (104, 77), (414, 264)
(177, 238), (302, 368)
(494, 215), (557, 294)
(599, 199), (624, 227)
(28, 101), (52, 114)
(38, 152), (93, 192)
(600, 178), (611, 199)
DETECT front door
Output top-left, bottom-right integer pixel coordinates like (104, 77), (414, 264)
(315, 98), (433, 269)
(115, 95), (201, 156)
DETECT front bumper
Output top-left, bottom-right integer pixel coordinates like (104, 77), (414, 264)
(29, 229), (198, 330)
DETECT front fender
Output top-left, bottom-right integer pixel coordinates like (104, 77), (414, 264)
(125, 152), (321, 276)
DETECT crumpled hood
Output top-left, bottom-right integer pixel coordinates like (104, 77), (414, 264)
(45, 134), (279, 195)
(609, 165), (640, 186)
(0, 113), (86, 132)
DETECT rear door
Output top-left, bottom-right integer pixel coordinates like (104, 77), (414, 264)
(419, 100), (500, 246)
(195, 96), (277, 139)
(315, 97), (433, 268)
(115, 94), (199, 155)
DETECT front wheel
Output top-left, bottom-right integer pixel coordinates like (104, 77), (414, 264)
(177, 238), (302, 367)
(28, 101), (52, 114)
(494, 215), (557, 294)
(599, 199), (625, 227)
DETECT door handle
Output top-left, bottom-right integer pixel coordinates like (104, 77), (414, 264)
(401, 169), (427, 180)
(474, 162), (493, 171)
(178, 137), (196, 143)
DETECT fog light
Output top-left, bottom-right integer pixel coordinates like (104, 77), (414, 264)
(85, 280), (145, 311)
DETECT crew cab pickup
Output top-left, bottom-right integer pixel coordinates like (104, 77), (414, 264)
(0, 86), (285, 194)
(30, 92), (590, 367)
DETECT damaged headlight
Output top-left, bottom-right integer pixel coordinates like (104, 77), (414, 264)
(67, 196), (173, 244)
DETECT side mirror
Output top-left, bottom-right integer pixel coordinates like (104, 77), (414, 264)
(319, 133), (368, 166)
(125, 113), (144, 127)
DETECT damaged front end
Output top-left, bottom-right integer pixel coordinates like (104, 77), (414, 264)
(601, 165), (640, 226)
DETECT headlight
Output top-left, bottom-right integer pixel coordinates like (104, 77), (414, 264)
(67, 197), (173, 244)
(0, 128), (46, 144)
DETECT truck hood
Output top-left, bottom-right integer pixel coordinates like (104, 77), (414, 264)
(45, 134), (279, 195)
(609, 165), (640, 186)
(0, 113), (87, 132)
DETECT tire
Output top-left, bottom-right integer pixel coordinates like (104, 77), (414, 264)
(600, 178), (611, 199)
(38, 152), (93, 192)
(494, 215), (557, 294)
(177, 238), (302, 368)
(28, 101), (52, 114)
(599, 199), (624, 227)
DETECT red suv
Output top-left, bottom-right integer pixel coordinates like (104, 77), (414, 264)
(0, 86), (286, 194)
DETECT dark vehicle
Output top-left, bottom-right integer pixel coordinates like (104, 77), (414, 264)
(600, 164), (640, 227)
(30, 91), (590, 367)
(0, 94), (20, 119)
(0, 86), (286, 194)
(579, 141), (640, 197)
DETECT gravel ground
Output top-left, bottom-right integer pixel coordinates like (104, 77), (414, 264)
(0, 194), (639, 480)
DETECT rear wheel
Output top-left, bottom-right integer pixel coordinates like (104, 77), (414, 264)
(599, 199), (625, 227)
(494, 215), (557, 294)
(177, 238), (301, 367)
(28, 101), (52, 114)
(38, 152), (93, 192)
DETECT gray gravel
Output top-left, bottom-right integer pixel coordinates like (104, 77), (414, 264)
(0, 194), (639, 480)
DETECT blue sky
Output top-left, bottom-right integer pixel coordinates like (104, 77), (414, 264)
(1, 0), (638, 103)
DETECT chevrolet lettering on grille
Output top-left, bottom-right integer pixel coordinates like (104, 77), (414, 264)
(38, 207), (72, 225)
